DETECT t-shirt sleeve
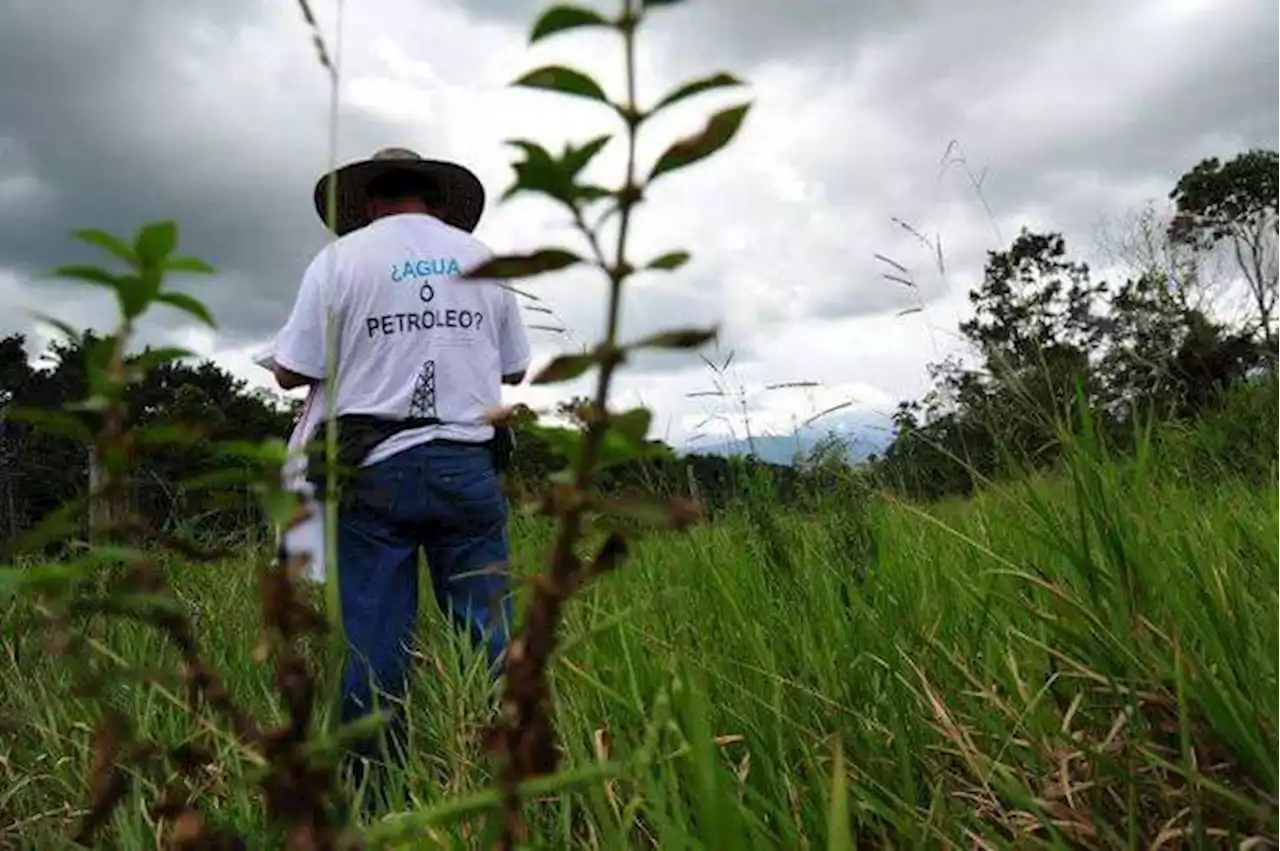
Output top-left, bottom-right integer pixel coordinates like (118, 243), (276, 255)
(498, 285), (532, 376)
(272, 251), (334, 380)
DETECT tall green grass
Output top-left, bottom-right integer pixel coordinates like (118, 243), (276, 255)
(3, 394), (1275, 848)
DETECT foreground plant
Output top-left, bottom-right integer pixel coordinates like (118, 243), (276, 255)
(454, 0), (753, 844)
(0, 223), (367, 849)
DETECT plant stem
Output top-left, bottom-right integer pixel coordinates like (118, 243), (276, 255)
(491, 3), (642, 846)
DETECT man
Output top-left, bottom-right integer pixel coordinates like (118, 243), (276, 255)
(269, 147), (531, 803)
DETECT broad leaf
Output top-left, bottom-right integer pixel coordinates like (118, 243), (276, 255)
(644, 251), (690, 271)
(513, 65), (609, 104)
(648, 103), (751, 183)
(596, 429), (671, 469)
(465, 249), (584, 280)
(0, 563), (88, 599)
(576, 185), (614, 203)
(157, 291), (217, 328)
(135, 423), (206, 447)
(526, 423), (583, 464)
(0, 496), (90, 559)
(30, 311), (82, 343)
(115, 274), (151, 319)
(53, 264), (118, 290)
(530, 5), (610, 43)
(532, 353), (597, 385)
(652, 73), (743, 113)
(598, 495), (704, 530)
(4, 408), (93, 442)
(135, 220), (178, 266)
(632, 326), (718, 350)
(128, 346), (195, 371)
(611, 407), (652, 443)
(164, 255), (216, 274)
(501, 140), (576, 204)
(72, 228), (135, 265)
(564, 135), (613, 177)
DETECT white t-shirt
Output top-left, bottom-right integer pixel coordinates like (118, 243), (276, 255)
(272, 212), (532, 467)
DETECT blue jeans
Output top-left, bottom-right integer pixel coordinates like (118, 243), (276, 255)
(335, 438), (512, 799)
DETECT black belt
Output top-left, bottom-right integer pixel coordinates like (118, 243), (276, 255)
(304, 414), (513, 498)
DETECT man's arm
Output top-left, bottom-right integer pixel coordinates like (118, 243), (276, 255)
(273, 363), (318, 390)
(497, 285), (532, 387)
(271, 251), (333, 391)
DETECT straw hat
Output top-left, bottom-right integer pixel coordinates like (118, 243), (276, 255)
(311, 146), (486, 236)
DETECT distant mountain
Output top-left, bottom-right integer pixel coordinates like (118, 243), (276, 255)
(680, 410), (895, 467)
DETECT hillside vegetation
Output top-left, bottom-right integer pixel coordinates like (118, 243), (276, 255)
(2, 379), (1276, 847)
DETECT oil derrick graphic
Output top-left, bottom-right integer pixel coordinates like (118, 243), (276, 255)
(409, 360), (437, 419)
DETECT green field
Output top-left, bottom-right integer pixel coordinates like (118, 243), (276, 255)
(3, 415), (1276, 849)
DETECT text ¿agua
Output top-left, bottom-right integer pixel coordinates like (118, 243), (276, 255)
(390, 258), (463, 282)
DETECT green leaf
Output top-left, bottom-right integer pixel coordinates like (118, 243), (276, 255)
(135, 423), (206, 447)
(364, 762), (623, 841)
(128, 346), (195, 372)
(644, 251), (690, 271)
(530, 5), (611, 43)
(213, 438), (289, 464)
(632, 326), (718, 350)
(29, 312), (82, 344)
(642, 0), (684, 7)
(0, 496), (91, 559)
(465, 249), (584, 280)
(0, 564), (86, 599)
(648, 103), (752, 183)
(564, 135), (613, 177)
(135, 220), (178, 266)
(611, 407), (652, 444)
(76, 592), (188, 621)
(532, 353), (597, 385)
(597, 495), (703, 530)
(576, 185), (615, 203)
(115, 275), (151, 319)
(827, 741), (853, 850)
(164, 255), (216, 274)
(527, 423), (584, 465)
(72, 228), (135, 265)
(156, 291), (217, 328)
(652, 73), (744, 113)
(513, 65), (609, 104)
(3, 408), (93, 442)
(597, 430), (670, 470)
(53, 264), (119, 290)
(181, 467), (259, 491)
(501, 139), (566, 200)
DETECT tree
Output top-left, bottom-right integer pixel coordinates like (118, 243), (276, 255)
(1095, 200), (1217, 315)
(1168, 149), (1279, 344)
(941, 229), (1109, 466)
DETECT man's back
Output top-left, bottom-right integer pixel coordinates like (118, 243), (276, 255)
(273, 212), (531, 466)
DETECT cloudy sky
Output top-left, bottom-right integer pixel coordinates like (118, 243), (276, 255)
(1, 0), (1276, 450)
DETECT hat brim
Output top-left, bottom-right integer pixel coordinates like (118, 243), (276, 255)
(312, 158), (486, 236)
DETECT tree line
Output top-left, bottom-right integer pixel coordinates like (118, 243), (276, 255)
(0, 332), (801, 547)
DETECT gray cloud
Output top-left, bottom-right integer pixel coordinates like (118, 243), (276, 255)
(1, 0), (1276, 423)
(0, 0), (425, 346)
